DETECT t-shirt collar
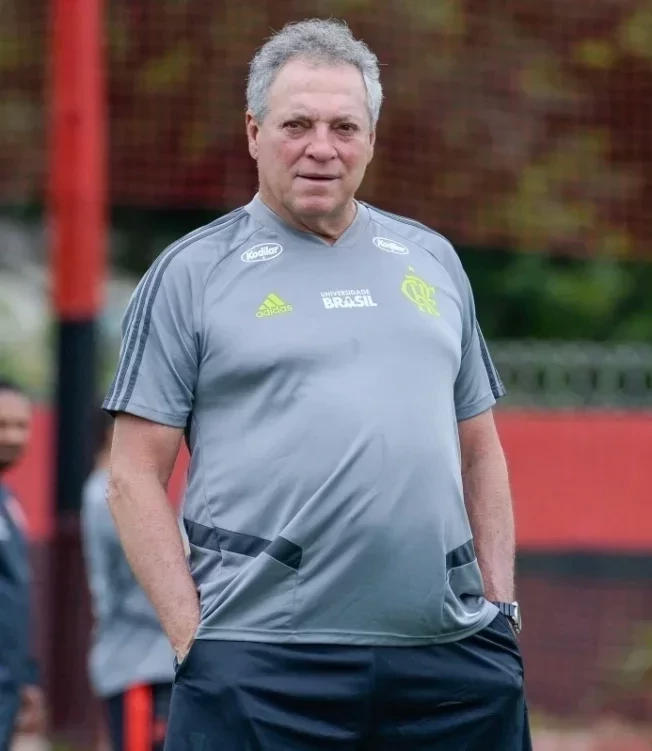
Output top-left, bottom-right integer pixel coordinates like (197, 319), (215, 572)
(245, 193), (370, 248)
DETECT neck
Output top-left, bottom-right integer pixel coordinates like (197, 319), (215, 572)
(259, 190), (356, 244)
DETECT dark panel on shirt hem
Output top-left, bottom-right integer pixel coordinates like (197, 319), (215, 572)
(184, 519), (302, 570)
(446, 539), (476, 570)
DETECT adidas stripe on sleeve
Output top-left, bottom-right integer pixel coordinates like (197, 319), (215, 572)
(103, 242), (199, 428)
(453, 268), (505, 421)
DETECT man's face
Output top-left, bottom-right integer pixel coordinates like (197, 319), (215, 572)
(0, 389), (32, 473)
(246, 59), (376, 225)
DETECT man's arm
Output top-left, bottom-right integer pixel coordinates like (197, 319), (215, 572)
(459, 408), (515, 602)
(108, 412), (199, 658)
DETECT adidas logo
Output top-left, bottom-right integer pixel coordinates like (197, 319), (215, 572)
(256, 293), (293, 318)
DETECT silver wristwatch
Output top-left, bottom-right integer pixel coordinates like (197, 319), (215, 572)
(493, 601), (522, 635)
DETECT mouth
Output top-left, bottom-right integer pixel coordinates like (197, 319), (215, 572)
(296, 174), (338, 182)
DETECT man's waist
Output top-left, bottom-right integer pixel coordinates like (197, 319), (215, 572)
(193, 607), (496, 647)
(193, 582), (492, 646)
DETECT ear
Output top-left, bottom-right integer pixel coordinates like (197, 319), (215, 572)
(366, 129), (376, 165)
(245, 111), (260, 160)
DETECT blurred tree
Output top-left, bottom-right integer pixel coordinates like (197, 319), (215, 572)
(2, 0), (652, 347)
(2, 0), (651, 259)
(460, 247), (652, 341)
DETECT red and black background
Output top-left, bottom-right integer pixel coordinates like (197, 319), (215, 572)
(5, 409), (652, 743)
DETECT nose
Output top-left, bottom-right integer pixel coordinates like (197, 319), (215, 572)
(304, 125), (337, 162)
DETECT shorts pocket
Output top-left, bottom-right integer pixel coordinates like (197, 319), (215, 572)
(439, 559), (486, 634)
(493, 611), (518, 641)
(485, 612), (524, 668)
(173, 638), (198, 683)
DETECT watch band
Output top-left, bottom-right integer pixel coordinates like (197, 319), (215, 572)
(492, 601), (522, 634)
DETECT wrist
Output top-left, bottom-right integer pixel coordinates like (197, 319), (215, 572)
(170, 612), (200, 657)
(483, 584), (514, 602)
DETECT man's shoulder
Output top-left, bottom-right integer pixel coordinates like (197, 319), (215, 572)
(363, 203), (459, 263)
(143, 205), (260, 280)
(0, 482), (17, 509)
(0, 483), (28, 533)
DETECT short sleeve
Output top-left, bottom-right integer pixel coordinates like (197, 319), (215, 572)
(454, 271), (506, 422)
(103, 253), (198, 427)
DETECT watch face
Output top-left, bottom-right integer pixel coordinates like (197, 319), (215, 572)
(492, 601), (522, 633)
(512, 603), (522, 631)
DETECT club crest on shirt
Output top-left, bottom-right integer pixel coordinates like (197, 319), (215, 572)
(401, 268), (440, 317)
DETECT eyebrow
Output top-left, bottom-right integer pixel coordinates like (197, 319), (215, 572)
(283, 112), (312, 120)
(283, 111), (362, 123)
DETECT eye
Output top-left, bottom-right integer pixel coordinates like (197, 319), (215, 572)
(337, 123), (358, 134)
(283, 120), (306, 132)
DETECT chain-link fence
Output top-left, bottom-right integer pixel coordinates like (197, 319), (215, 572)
(492, 340), (652, 409)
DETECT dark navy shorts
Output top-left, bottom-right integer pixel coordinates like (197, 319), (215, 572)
(165, 613), (532, 751)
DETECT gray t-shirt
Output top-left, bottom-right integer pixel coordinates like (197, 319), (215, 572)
(104, 195), (505, 646)
(81, 468), (175, 696)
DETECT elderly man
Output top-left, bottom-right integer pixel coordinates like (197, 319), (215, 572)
(104, 18), (531, 751)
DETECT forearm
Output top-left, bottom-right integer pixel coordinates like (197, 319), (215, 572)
(462, 447), (515, 602)
(108, 470), (199, 653)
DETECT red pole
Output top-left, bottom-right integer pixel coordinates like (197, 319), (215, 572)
(50, 0), (106, 317)
(47, 0), (106, 745)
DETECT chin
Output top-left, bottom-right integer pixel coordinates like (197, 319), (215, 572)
(291, 194), (342, 218)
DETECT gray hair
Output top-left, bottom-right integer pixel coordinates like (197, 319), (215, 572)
(247, 19), (383, 127)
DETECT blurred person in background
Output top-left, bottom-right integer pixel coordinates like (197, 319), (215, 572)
(104, 18), (530, 751)
(0, 378), (45, 751)
(81, 410), (175, 751)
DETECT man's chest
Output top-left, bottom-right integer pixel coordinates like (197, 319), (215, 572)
(199, 248), (464, 387)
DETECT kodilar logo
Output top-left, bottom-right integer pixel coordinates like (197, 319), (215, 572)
(373, 237), (409, 255)
(241, 243), (283, 263)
